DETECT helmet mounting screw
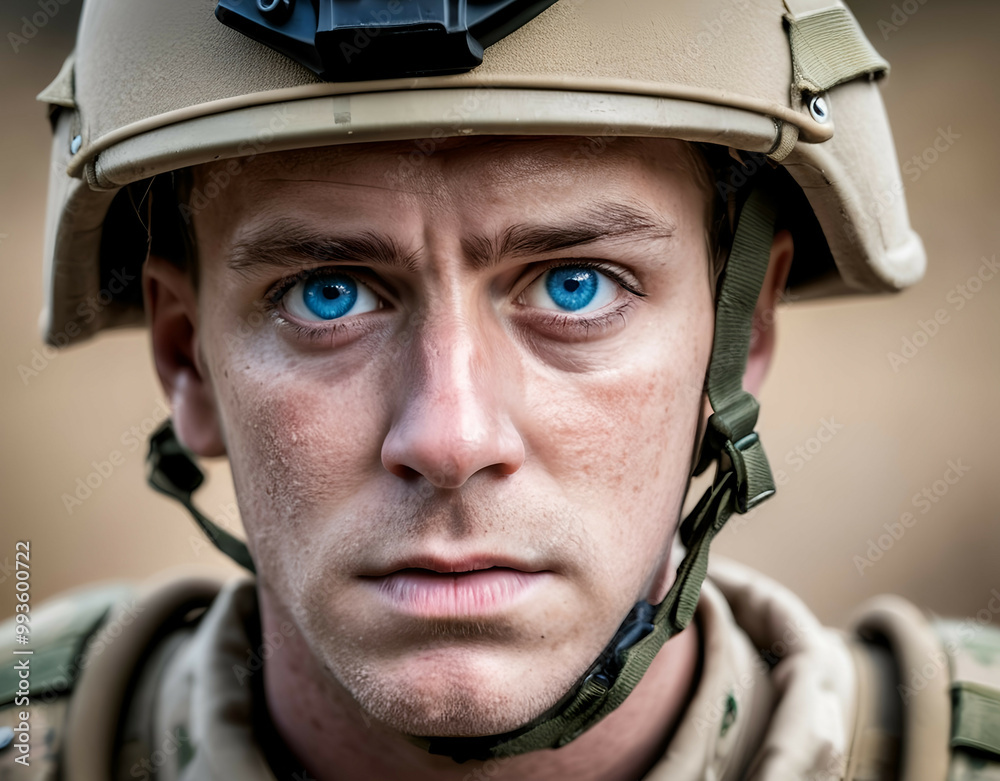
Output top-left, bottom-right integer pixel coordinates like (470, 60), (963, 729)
(70, 135), (82, 155)
(808, 94), (830, 124)
(256, 0), (293, 24)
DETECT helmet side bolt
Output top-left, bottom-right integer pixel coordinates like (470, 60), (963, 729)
(808, 94), (830, 124)
(70, 135), (82, 155)
(257, 0), (293, 24)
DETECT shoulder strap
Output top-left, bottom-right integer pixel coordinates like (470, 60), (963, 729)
(843, 636), (903, 780)
(847, 595), (1000, 781)
(850, 595), (951, 780)
(0, 583), (134, 775)
(933, 618), (1000, 779)
(62, 576), (222, 781)
(0, 582), (135, 706)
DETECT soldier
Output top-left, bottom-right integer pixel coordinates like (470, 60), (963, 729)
(2, 1), (999, 779)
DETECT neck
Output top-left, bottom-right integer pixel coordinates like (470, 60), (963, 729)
(259, 594), (701, 781)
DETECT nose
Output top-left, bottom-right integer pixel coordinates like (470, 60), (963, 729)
(381, 315), (525, 490)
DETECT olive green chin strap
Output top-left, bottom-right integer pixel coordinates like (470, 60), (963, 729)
(145, 423), (256, 573)
(144, 188), (777, 763)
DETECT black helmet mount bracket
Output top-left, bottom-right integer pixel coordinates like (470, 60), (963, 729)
(215, 0), (558, 82)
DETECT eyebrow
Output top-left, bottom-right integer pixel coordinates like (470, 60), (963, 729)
(228, 219), (421, 276)
(226, 201), (674, 276)
(463, 201), (675, 270)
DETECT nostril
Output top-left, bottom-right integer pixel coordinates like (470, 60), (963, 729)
(387, 463), (422, 481)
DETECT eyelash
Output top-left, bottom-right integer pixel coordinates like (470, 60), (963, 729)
(262, 260), (645, 341)
(531, 297), (640, 339)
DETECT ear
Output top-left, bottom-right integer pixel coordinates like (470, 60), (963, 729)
(742, 228), (794, 396)
(143, 254), (226, 457)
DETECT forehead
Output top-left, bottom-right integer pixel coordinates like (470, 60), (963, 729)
(187, 138), (715, 266)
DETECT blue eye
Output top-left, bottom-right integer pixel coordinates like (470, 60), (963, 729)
(524, 266), (618, 314)
(283, 271), (380, 322)
(546, 268), (598, 311)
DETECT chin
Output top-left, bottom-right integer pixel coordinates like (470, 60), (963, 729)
(342, 649), (573, 738)
(364, 686), (547, 739)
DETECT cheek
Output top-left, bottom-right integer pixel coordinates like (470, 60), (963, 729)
(208, 338), (392, 569)
(521, 313), (712, 574)
(533, 373), (676, 491)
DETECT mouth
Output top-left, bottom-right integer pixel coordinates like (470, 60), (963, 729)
(362, 560), (553, 618)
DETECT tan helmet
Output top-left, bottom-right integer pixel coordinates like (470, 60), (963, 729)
(38, 0), (923, 348)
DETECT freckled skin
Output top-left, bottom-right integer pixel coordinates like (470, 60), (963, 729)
(182, 137), (719, 780)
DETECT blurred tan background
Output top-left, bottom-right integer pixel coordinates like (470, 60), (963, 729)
(1, 0), (997, 628)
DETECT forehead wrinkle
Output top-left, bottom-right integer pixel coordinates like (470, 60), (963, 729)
(462, 200), (676, 270)
(257, 177), (437, 197)
(226, 217), (421, 276)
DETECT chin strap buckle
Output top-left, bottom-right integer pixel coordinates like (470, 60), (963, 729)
(703, 410), (775, 514)
(726, 432), (775, 513)
(698, 368), (776, 514)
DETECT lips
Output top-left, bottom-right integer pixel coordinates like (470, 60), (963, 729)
(363, 560), (552, 617)
(363, 554), (543, 577)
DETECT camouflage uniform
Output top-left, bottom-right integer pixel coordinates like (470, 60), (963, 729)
(4, 559), (999, 780)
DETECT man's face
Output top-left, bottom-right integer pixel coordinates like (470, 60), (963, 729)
(188, 136), (715, 736)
